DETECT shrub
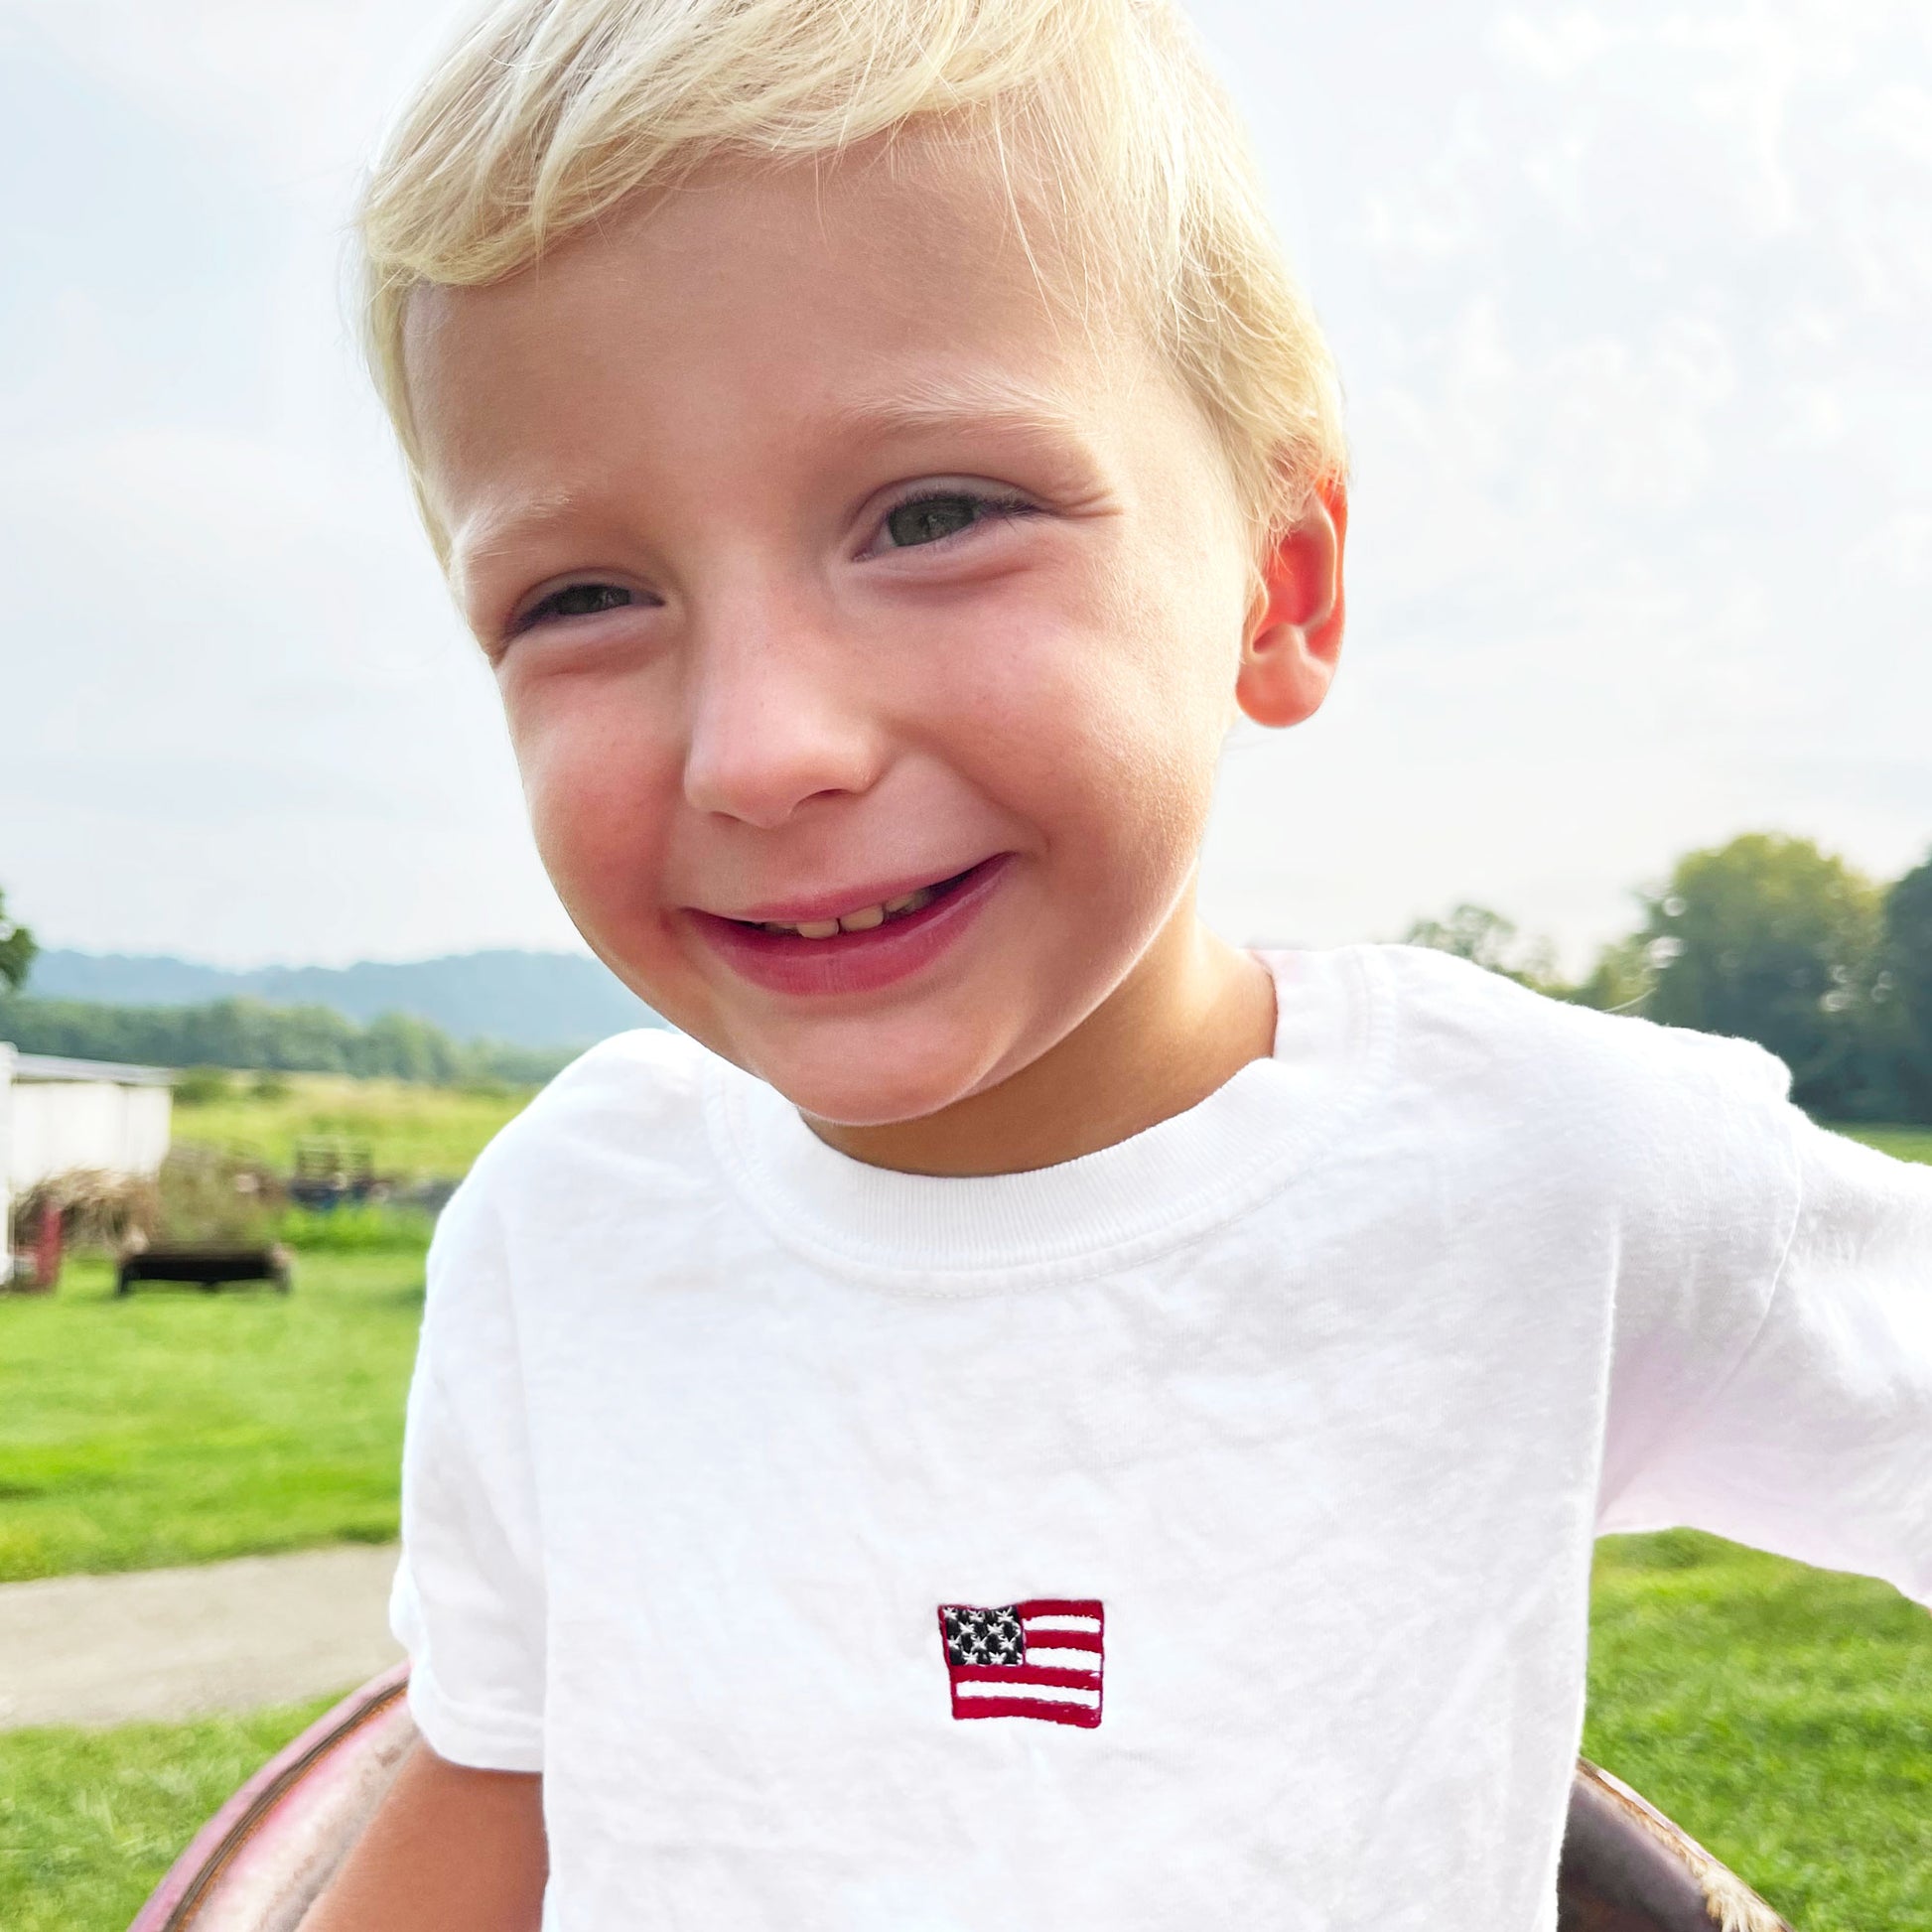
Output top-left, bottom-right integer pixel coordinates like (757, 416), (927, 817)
(275, 1202), (436, 1253)
(150, 1149), (284, 1248)
(173, 1067), (236, 1106)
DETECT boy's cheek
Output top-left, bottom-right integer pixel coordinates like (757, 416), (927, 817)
(503, 665), (672, 813)
(514, 725), (679, 916)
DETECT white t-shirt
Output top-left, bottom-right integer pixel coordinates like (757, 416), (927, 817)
(390, 945), (1932, 1931)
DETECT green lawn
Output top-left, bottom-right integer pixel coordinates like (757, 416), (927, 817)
(0, 1254), (421, 1584)
(165, 1084), (1929, 1188)
(3, 1540), (1927, 1931)
(0, 1696), (335, 1932)
(9, 1115), (1923, 1586)
(1585, 1533), (1932, 1930)
(1, 1119), (1925, 1925)
(172, 1071), (534, 1180)
(1844, 1123), (1932, 1166)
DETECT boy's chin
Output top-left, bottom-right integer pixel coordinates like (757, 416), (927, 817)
(747, 1035), (1004, 1136)
(770, 1063), (984, 1135)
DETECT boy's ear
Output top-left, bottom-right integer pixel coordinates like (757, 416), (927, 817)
(1234, 479), (1347, 730)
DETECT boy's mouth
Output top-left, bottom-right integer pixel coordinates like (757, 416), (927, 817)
(688, 856), (1011, 996)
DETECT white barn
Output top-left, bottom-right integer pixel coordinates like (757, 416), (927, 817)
(0, 1043), (175, 1282)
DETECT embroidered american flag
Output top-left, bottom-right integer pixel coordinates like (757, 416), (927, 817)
(937, 1598), (1105, 1727)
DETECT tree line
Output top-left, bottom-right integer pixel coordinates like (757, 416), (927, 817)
(1408, 833), (1932, 1124)
(0, 1016), (566, 1117)
(0, 992), (573, 1087)
(0, 891), (574, 1085)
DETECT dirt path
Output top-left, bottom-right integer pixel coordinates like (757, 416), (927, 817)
(0, 1545), (403, 1730)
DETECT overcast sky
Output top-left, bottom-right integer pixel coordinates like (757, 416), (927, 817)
(4, 0), (1928, 973)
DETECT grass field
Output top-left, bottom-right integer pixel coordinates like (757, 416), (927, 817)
(1846, 1123), (1932, 1165)
(171, 1071), (535, 1179)
(0, 1254), (421, 1584)
(2, 1116), (1925, 1924)
(1585, 1533), (1932, 1929)
(9, 1115), (1921, 1586)
(0, 1696), (335, 1932)
(169, 1071), (1929, 1184)
(2, 1539), (1926, 1931)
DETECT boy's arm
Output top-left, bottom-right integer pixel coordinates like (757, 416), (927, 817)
(299, 1742), (546, 1932)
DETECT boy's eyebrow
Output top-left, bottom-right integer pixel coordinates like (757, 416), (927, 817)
(449, 487), (587, 576)
(821, 374), (1089, 450)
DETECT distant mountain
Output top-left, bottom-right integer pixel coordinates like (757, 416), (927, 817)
(25, 948), (663, 1050)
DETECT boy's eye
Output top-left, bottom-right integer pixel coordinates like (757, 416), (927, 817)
(883, 492), (1011, 549)
(511, 582), (635, 634)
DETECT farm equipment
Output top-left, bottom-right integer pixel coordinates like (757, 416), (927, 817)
(289, 1139), (379, 1210)
(116, 1245), (293, 1295)
(3, 1201), (64, 1293)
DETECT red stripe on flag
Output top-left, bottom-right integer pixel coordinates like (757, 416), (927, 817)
(1014, 1598), (1103, 1620)
(951, 1695), (1103, 1727)
(950, 1663), (1100, 1690)
(1019, 1628), (1102, 1653)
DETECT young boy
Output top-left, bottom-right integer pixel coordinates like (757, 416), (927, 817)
(309, 0), (1932, 1925)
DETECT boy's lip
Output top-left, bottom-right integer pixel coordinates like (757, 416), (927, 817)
(685, 855), (1012, 997)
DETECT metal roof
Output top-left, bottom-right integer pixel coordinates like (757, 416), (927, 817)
(4, 1051), (179, 1087)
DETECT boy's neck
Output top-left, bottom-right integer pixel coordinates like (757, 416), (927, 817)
(802, 906), (1277, 1177)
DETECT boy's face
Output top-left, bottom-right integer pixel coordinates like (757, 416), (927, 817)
(408, 147), (1288, 1127)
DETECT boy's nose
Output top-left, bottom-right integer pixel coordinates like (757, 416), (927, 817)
(680, 602), (887, 829)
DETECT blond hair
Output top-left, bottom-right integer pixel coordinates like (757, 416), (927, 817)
(355, 0), (1345, 562)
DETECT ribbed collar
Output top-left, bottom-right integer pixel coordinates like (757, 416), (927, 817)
(704, 946), (1388, 1295)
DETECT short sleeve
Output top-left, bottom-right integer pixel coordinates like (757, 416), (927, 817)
(389, 1174), (548, 1770)
(1601, 1088), (1932, 1608)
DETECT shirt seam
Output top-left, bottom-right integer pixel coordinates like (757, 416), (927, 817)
(425, 1190), (549, 1578)
(1599, 1076), (1807, 1518)
(407, 1189), (551, 1714)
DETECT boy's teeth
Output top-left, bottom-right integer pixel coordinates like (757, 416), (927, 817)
(760, 884), (942, 937)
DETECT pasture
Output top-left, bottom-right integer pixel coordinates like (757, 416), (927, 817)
(3, 1537), (1926, 1931)
(0, 1696), (335, 1932)
(1853, 1124), (1932, 1165)
(0, 1255), (421, 1584)
(0, 1115), (1925, 1926)
(169, 1069), (535, 1180)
